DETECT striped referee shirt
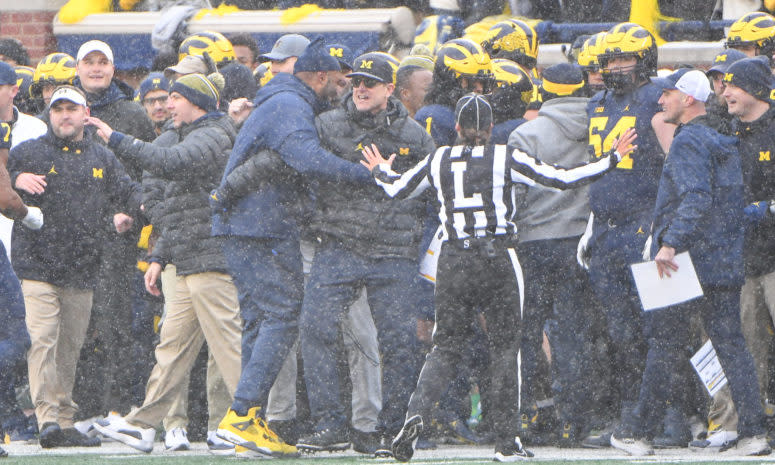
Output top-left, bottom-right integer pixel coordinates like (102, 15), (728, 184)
(374, 144), (619, 241)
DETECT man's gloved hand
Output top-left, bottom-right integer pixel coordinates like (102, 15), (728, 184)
(21, 206), (43, 230)
(743, 201), (770, 225)
(642, 234), (652, 262)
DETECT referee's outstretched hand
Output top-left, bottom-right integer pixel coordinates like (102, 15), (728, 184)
(361, 144), (395, 172)
(611, 128), (638, 161)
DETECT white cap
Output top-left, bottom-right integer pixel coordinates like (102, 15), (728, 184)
(675, 70), (711, 102)
(49, 86), (87, 108)
(77, 40), (114, 63)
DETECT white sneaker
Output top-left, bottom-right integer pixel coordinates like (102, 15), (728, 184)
(73, 416), (101, 438)
(93, 415), (155, 453)
(611, 433), (654, 456)
(690, 429), (738, 451)
(725, 434), (771, 456)
(207, 431), (235, 456)
(164, 427), (190, 451)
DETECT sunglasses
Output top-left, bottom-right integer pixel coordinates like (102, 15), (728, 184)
(351, 76), (381, 88)
(143, 95), (168, 105)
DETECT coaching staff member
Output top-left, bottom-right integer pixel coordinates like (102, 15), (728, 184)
(611, 70), (769, 457)
(211, 37), (372, 458)
(9, 85), (140, 448)
(361, 93), (635, 463)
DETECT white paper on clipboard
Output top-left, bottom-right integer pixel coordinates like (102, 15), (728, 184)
(419, 225), (443, 283)
(630, 251), (703, 311)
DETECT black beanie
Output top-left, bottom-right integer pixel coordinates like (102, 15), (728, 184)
(724, 56), (774, 101)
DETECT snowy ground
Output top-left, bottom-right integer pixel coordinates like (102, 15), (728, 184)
(3, 442), (775, 463)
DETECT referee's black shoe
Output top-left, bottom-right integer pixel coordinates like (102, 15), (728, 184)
(0, 445), (7, 457)
(392, 415), (423, 462)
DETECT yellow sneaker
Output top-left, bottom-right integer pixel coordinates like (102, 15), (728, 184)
(216, 407), (298, 458)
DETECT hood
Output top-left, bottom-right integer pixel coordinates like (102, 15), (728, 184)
(253, 72), (325, 114)
(535, 97), (589, 141)
(680, 114), (738, 157)
(74, 77), (134, 111)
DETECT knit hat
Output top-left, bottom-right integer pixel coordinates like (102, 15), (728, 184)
(0, 61), (16, 85)
(293, 37), (340, 73)
(540, 63), (585, 97)
(724, 56), (774, 101)
(219, 61), (258, 107)
(399, 45), (435, 72)
(326, 43), (354, 71)
(170, 72), (224, 112)
(137, 72), (171, 101)
(706, 49), (747, 76)
(0, 38), (29, 66)
(455, 93), (492, 131)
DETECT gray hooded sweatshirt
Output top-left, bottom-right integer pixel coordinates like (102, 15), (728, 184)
(508, 96), (592, 242)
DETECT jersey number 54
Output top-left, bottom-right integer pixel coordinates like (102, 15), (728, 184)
(589, 116), (636, 170)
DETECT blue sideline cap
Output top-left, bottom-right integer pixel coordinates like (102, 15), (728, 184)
(293, 36), (340, 73)
(0, 61), (16, 85)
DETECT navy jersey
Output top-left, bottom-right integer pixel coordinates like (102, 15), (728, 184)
(492, 118), (527, 145)
(373, 144), (617, 241)
(415, 104), (457, 147)
(586, 79), (667, 222)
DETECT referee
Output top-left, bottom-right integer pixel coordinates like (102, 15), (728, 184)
(361, 93), (635, 462)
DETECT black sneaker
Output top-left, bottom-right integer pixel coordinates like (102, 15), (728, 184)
(494, 437), (534, 462)
(0, 445), (7, 458)
(39, 422), (63, 449)
(296, 426), (350, 452)
(392, 415), (423, 462)
(374, 433), (393, 458)
(351, 429), (378, 455)
(60, 427), (101, 447)
(268, 419), (298, 445)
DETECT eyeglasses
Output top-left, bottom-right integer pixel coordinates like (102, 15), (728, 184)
(351, 76), (381, 88)
(143, 95), (168, 106)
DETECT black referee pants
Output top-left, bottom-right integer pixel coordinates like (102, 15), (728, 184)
(406, 241), (523, 446)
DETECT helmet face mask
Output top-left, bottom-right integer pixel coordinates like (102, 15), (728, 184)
(598, 23), (657, 93)
(489, 58), (532, 121)
(432, 39), (494, 105)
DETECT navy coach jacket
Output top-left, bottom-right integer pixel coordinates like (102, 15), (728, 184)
(650, 115), (745, 288)
(212, 72), (371, 240)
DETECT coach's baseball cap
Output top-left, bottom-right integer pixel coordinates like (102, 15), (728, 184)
(665, 69), (711, 102)
(49, 85), (87, 107)
(707, 49), (747, 76)
(0, 61), (16, 85)
(261, 34), (309, 61)
(455, 93), (492, 131)
(165, 54), (208, 78)
(76, 40), (114, 63)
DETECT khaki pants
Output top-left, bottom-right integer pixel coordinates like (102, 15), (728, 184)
(23, 280), (93, 429)
(159, 266), (231, 432)
(126, 271), (241, 429)
(708, 271), (775, 431)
